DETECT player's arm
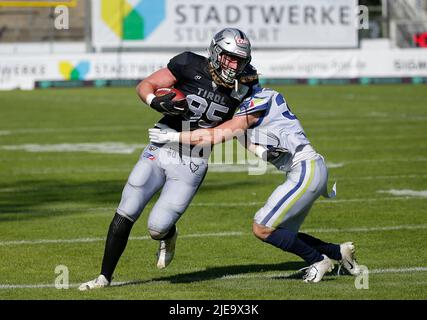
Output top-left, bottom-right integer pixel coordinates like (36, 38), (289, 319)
(181, 113), (261, 145)
(148, 113), (262, 146)
(136, 68), (187, 116)
(136, 68), (176, 105)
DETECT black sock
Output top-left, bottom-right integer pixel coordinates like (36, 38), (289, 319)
(297, 232), (342, 260)
(265, 228), (324, 265)
(100, 213), (134, 282)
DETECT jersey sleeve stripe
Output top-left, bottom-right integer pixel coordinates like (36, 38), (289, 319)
(275, 93), (285, 106)
(235, 102), (269, 116)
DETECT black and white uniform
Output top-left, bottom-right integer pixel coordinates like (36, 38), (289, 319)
(117, 52), (258, 238)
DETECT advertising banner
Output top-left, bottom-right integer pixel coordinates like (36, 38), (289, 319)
(1, 49), (427, 90)
(91, 0), (359, 49)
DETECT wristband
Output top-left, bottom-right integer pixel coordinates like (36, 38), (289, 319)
(146, 93), (156, 106)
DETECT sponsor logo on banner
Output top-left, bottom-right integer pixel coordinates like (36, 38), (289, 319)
(2, 50), (427, 90)
(92, 0), (359, 49)
(59, 61), (90, 80)
(101, 0), (165, 40)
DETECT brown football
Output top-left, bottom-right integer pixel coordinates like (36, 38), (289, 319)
(154, 87), (186, 101)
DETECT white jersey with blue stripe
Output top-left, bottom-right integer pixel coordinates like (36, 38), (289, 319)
(235, 87), (318, 171)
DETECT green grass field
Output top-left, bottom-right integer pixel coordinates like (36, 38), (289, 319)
(0, 85), (426, 300)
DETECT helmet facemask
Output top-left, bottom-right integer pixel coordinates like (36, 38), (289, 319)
(218, 53), (249, 84)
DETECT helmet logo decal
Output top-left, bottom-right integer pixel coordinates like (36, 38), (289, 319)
(235, 37), (249, 45)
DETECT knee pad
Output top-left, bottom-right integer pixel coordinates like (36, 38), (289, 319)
(148, 228), (167, 240)
(148, 224), (176, 240)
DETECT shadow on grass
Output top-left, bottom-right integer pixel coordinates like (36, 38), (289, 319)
(0, 178), (259, 221)
(112, 261), (308, 288)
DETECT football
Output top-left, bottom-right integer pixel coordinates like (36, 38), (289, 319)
(154, 87), (186, 101)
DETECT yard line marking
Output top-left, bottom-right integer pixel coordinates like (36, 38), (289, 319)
(0, 143), (146, 155)
(1, 225), (426, 247)
(1, 266), (427, 289)
(302, 225), (427, 234)
(336, 174), (427, 181)
(377, 189), (427, 198)
(0, 196), (415, 213)
(369, 267), (427, 274)
(345, 158), (427, 164)
(0, 232), (245, 246)
(4, 160), (426, 174)
(0, 196), (419, 215)
(190, 197), (421, 206)
(220, 267), (427, 280)
(0, 126), (145, 135)
(318, 197), (418, 203)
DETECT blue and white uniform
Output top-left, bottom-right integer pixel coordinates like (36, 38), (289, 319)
(235, 88), (335, 232)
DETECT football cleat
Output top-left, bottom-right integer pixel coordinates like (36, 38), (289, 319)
(156, 228), (178, 269)
(78, 274), (110, 291)
(338, 242), (361, 276)
(301, 255), (334, 283)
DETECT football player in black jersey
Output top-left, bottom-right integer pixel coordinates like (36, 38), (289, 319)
(79, 28), (259, 290)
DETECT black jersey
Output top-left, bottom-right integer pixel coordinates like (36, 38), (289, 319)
(158, 51), (258, 132)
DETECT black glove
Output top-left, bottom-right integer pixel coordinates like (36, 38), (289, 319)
(265, 146), (289, 162)
(150, 92), (188, 116)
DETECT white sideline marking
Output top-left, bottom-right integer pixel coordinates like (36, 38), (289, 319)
(0, 195), (419, 215)
(326, 162), (344, 168)
(1, 225), (426, 247)
(1, 266), (426, 289)
(220, 267), (427, 280)
(0, 143), (145, 155)
(337, 174), (427, 181)
(302, 225), (427, 234)
(190, 196), (421, 206)
(377, 189), (427, 198)
(0, 231), (245, 246)
(346, 157), (427, 164)
(0, 126), (144, 135)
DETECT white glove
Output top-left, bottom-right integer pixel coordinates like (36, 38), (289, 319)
(247, 144), (267, 160)
(148, 128), (180, 144)
(253, 145), (268, 160)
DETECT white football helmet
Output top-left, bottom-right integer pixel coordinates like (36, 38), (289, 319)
(208, 28), (252, 83)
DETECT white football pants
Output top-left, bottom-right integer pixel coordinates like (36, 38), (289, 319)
(254, 155), (329, 232)
(116, 143), (208, 238)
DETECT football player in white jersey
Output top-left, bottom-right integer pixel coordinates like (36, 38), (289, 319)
(149, 87), (361, 283)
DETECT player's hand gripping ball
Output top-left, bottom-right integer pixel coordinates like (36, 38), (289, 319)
(151, 88), (188, 116)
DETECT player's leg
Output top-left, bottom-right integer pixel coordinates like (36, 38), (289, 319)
(102, 149), (166, 279)
(147, 153), (208, 269)
(79, 146), (165, 291)
(284, 160), (360, 275)
(253, 158), (333, 282)
(297, 231), (360, 275)
(296, 232), (342, 260)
